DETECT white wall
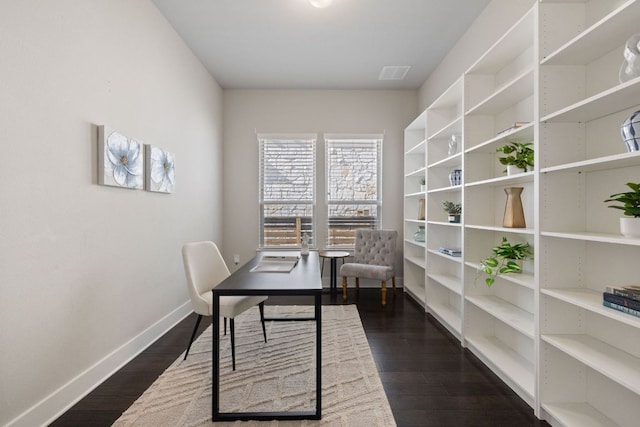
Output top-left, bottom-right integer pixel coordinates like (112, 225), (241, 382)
(418, 0), (535, 110)
(0, 1), (223, 425)
(222, 90), (418, 274)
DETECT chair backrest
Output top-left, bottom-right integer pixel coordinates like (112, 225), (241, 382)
(353, 229), (397, 270)
(182, 241), (230, 316)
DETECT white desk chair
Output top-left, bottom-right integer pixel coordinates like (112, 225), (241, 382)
(182, 241), (267, 370)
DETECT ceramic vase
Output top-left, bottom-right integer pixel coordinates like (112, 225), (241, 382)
(448, 135), (458, 156)
(621, 110), (640, 152)
(503, 187), (526, 228)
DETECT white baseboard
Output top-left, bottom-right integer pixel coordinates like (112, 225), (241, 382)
(7, 301), (192, 427)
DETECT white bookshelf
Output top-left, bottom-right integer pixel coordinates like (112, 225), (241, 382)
(423, 76), (465, 341)
(402, 1), (640, 424)
(538, 1), (640, 425)
(403, 111), (427, 307)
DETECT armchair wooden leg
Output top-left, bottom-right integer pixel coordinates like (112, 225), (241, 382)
(355, 277), (360, 290)
(342, 276), (348, 301)
(392, 276), (397, 294)
(381, 281), (387, 306)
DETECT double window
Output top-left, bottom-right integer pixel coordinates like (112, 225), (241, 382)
(258, 134), (382, 249)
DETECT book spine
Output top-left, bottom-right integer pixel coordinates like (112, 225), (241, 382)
(603, 300), (640, 318)
(603, 292), (640, 311)
(605, 286), (640, 303)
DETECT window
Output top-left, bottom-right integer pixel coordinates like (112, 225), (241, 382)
(325, 136), (382, 247)
(259, 136), (316, 248)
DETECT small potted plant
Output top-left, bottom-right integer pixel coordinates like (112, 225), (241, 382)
(496, 141), (534, 175)
(442, 200), (462, 223)
(476, 237), (533, 287)
(604, 182), (640, 238)
(419, 177), (426, 192)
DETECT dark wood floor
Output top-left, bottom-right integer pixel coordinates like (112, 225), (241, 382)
(51, 289), (549, 426)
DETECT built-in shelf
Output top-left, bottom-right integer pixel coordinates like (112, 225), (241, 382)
(427, 273), (462, 295)
(542, 333), (640, 395)
(402, 3), (640, 423)
(466, 295), (535, 338)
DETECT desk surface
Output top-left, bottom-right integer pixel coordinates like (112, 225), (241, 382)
(215, 251), (322, 295)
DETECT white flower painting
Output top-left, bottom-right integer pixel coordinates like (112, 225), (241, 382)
(98, 126), (144, 190)
(145, 145), (175, 193)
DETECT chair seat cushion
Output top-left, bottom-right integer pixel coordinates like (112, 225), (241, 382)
(202, 293), (268, 317)
(340, 262), (394, 281)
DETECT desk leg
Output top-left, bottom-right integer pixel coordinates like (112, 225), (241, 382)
(314, 292), (322, 419)
(212, 293), (220, 421)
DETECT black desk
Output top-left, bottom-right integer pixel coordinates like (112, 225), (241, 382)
(211, 251), (322, 421)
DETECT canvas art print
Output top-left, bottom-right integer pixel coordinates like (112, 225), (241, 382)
(145, 144), (175, 193)
(98, 125), (144, 190)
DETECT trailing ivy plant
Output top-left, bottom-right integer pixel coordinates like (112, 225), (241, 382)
(496, 141), (534, 172)
(476, 237), (533, 287)
(604, 182), (640, 217)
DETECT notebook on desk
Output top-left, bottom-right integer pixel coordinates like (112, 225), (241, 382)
(250, 255), (299, 273)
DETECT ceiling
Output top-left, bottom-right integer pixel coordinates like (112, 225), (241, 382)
(151, 0), (490, 90)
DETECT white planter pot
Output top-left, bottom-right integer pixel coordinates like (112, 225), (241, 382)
(420, 184), (426, 192)
(507, 165), (522, 176)
(620, 217), (640, 238)
(506, 165), (534, 176)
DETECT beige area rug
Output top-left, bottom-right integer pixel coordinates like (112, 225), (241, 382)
(113, 305), (396, 426)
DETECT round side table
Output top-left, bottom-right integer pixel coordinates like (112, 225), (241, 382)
(319, 251), (350, 295)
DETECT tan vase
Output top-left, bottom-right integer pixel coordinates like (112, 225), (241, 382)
(503, 187), (526, 228)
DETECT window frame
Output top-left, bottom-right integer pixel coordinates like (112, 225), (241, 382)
(324, 135), (383, 249)
(258, 134), (317, 249)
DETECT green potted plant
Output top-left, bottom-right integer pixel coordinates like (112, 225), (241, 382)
(604, 182), (640, 238)
(442, 200), (462, 223)
(476, 237), (533, 287)
(496, 141), (534, 175)
(419, 177), (426, 192)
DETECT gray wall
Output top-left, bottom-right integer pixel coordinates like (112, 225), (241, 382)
(222, 90), (418, 274)
(0, 1), (224, 425)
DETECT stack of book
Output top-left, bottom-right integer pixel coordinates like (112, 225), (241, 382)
(438, 247), (461, 257)
(603, 286), (640, 318)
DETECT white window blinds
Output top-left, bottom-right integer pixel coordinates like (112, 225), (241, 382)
(259, 136), (316, 248)
(325, 137), (382, 247)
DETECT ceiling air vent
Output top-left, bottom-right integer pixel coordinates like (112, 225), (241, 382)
(378, 65), (411, 81)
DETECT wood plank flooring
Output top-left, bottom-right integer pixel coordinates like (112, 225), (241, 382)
(51, 289), (549, 426)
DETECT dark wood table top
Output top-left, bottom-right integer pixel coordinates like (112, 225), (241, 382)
(214, 251), (322, 296)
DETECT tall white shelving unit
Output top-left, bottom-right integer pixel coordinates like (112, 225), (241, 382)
(425, 76), (464, 341)
(538, 1), (640, 426)
(403, 111), (427, 307)
(463, 6), (538, 410)
(401, 1), (640, 425)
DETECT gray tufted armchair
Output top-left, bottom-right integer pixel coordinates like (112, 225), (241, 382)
(340, 229), (398, 306)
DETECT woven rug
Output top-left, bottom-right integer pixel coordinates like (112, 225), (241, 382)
(113, 305), (395, 426)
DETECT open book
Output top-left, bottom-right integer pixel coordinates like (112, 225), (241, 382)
(250, 255), (300, 273)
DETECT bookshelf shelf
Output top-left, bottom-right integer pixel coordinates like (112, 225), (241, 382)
(542, 334), (640, 395)
(465, 335), (535, 405)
